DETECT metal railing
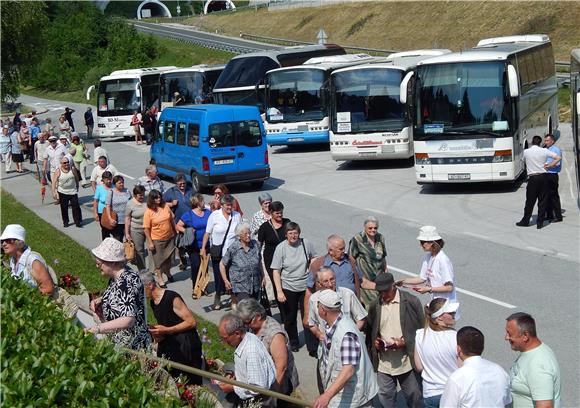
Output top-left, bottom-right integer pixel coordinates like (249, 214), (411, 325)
(124, 349), (313, 407)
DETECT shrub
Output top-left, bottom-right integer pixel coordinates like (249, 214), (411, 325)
(0, 270), (183, 407)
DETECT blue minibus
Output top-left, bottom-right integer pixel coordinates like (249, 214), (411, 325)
(151, 105), (270, 191)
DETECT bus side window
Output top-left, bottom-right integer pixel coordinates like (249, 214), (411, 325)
(177, 122), (187, 146)
(188, 123), (200, 147)
(165, 121), (176, 143)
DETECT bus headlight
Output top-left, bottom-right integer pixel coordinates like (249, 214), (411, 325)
(493, 149), (513, 163)
(415, 153), (431, 165)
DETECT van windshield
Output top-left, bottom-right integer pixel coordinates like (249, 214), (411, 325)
(208, 120), (263, 148)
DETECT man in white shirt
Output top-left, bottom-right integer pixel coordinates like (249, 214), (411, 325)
(92, 139), (108, 164)
(440, 326), (511, 408)
(42, 135), (67, 182)
(217, 312), (276, 407)
(516, 135), (561, 229)
(90, 156), (118, 191)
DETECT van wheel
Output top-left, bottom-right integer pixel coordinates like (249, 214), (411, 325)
(250, 181), (264, 189)
(191, 173), (206, 193)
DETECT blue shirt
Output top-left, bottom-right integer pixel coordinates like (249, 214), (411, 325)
(307, 254), (362, 293)
(94, 185), (110, 214)
(163, 186), (193, 222)
(546, 145), (562, 173)
(9, 132), (21, 154)
(29, 124), (41, 141)
(179, 208), (211, 249)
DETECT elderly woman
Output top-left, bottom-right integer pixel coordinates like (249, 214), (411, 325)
(1, 224), (54, 295)
(142, 272), (203, 385)
(349, 216), (388, 307)
(237, 298), (300, 404)
(52, 155), (82, 228)
(175, 193), (211, 298)
(86, 238), (151, 350)
(125, 185), (148, 271)
(270, 222), (316, 351)
(250, 192), (273, 239)
(105, 175), (131, 242)
(397, 226), (458, 317)
(201, 194), (241, 310)
(414, 298), (460, 408)
(71, 133), (88, 185)
(220, 222), (263, 308)
(130, 111), (142, 145)
(93, 171), (113, 240)
(143, 189), (176, 288)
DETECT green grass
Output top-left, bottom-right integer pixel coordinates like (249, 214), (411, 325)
(20, 86), (88, 105)
(558, 87), (571, 123)
(151, 36), (234, 67)
(1, 189), (233, 362)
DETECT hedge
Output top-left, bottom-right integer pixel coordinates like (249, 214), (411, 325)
(0, 270), (184, 407)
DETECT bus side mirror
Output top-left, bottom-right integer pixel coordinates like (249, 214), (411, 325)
(400, 71), (414, 104)
(507, 65), (519, 98)
(86, 85), (95, 101)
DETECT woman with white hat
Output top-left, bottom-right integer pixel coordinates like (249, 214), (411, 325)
(1, 224), (54, 295)
(396, 226), (457, 308)
(85, 238), (151, 350)
(414, 298), (459, 408)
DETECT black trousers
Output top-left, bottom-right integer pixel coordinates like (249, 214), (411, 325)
(520, 174), (549, 225)
(58, 193), (82, 226)
(110, 224), (124, 242)
(544, 173), (562, 220)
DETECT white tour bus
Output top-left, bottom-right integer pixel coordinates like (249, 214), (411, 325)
(159, 64), (225, 111)
(264, 54), (379, 146)
(88, 66), (176, 138)
(329, 50), (450, 161)
(571, 48), (580, 204)
(401, 35), (558, 184)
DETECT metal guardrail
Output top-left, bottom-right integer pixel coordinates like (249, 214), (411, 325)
(124, 348), (313, 407)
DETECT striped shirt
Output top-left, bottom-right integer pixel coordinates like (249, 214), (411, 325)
(234, 332), (276, 399)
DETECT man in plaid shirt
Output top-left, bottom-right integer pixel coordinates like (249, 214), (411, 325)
(315, 290), (378, 408)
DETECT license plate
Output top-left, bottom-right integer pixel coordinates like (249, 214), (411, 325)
(359, 151), (377, 157)
(287, 137), (304, 142)
(214, 159), (234, 165)
(448, 173), (471, 180)
(114, 131), (124, 136)
(381, 145), (395, 153)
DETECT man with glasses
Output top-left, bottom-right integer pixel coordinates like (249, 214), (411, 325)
(90, 156), (118, 192)
(164, 172), (193, 270)
(217, 312), (276, 407)
(42, 134), (67, 185)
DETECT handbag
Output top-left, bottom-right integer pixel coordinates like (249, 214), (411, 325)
(176, 212), (196, 249)
(259, 288), (272, 317)
(100, 190), (117, 230)
(210, 217), (233, 262)
(124, 240), (136, 262)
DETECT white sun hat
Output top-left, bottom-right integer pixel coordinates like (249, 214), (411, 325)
(417, 225), (442, 241)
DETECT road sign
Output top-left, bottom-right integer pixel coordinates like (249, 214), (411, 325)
(317, 28), (327, 45)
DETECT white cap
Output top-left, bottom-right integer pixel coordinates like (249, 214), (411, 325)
(1, 224), (26, 241)
(431, 300), (460, 319)
(318, 289), (342, 309)
(417, 225), (442, 241)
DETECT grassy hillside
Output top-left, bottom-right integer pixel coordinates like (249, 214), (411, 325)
(186, 1), (580, 61)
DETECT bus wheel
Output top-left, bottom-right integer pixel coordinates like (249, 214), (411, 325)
(250, 181), (264, 189)
(191, 172), (206, 193)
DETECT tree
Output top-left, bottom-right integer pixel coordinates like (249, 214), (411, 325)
(0, 1), (48, 102)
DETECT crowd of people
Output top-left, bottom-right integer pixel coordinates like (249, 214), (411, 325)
(0, 115), (564, 407)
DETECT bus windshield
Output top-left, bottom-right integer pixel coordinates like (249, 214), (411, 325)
(266, 69), (325, 122)
(332, 68), (406, 133)
(97, 78), (140, 116)
(215, 57), (279, 89)
(415, 61), (511, 139)
(162, 72), (206, 104)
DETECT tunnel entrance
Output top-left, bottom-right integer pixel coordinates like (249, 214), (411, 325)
(137, 0), (172, 19)
(204, 0), (236, 14)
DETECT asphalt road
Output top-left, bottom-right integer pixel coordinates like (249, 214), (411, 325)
(5, 94), (580, 406)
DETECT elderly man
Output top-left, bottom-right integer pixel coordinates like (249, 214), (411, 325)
(137, 164), (165, 197)
(440, 326), (511, 408)
(505, 312), (560, 408)
(367, 273), (424, 408)
(42, 134), (67, 184)
(217, 312), (276, 407)
(314, 289), (378, 408)
(90, 156), (118, 191)
(305, 267), (367, 357)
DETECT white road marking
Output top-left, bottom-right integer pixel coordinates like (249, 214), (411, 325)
(331, 199), (349, 206)
(463, 232), (489, 240)
(296, 190), (315, 197)
(117, 172), (135, 180)
(526, 246), (546, 254)
(388, 265), (517, 309)
(364, 208), (387, 215)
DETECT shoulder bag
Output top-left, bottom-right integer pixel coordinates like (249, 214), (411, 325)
(100, 190), (117, 230)
(176, 212), (197, 249)
(209, 217), (232, 262)
(124, 240), (136, 262)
